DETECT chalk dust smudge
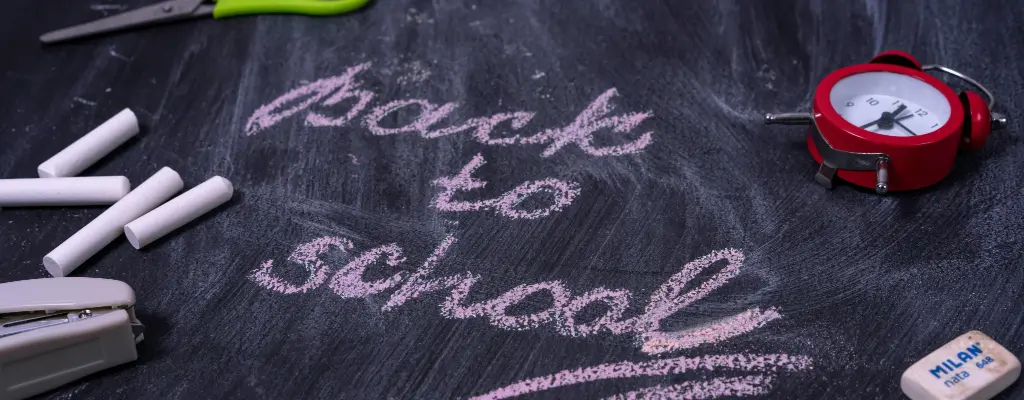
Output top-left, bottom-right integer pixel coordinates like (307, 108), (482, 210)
(397, 61), (432, 85)
(108, 47), (131, 61)
(406, 8), (434, 24)
(73, 97), (96, 106)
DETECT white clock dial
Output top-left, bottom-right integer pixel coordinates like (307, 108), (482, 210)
(829, 71), (952, 137)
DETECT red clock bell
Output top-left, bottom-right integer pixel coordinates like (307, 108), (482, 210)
(764, 50), (1007, 194)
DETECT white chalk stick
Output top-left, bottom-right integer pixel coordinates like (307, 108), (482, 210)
(0, 176), (130, 206)
(37, 108), (139, 178)
(43, 167), (183, 277)
(124, 176), (233, 250)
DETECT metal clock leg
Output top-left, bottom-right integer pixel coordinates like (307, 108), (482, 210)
(814, 164), (837, 189)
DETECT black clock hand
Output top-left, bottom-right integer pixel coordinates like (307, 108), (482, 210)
(894, 119), (917, 136)
(860, 118), (882, 129)
(860, 103), (908, 129)
(890, 104), (907, 118)
(860, 118), (884, 129)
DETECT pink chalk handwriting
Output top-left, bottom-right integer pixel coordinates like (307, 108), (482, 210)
(251, 234), (801, 353)
(328, 243), (407, 298)
(640, 307), (782, 355)
(363, 99), (457, 136)
(248, 236), (352, 294)
(520, 88), (654, 157)
(250, 234), (813, 398)
(470, 353), (811, 400)
(246, 59), (809, 399)
(605, 375), (774, 400)
(424, 112), (535, 145)
(245, 63), (373, 135)
(245, 62), (654, 158)
(431, 153), (581, 219)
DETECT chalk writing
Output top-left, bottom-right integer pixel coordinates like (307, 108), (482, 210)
(606, 376), (773, 399)
(432, 153), (581, 219)
(249, 234), (811, 397)
(424, 112), (535, 145)
(246, 58), (809, 399)
(519, 88), (653, 157)
(251, 234), (791, 353)
(249, 236), (351, 294)
(245, 62), (654, 158)
(471, 354), (812, 399)
(364, 99), (457, 136)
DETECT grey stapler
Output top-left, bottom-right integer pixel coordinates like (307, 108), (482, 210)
(0, 277), (144, 400)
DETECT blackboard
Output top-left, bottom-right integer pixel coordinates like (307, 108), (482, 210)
(2, 0), (1022, 398)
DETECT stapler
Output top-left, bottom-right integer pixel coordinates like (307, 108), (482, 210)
(0, 278), (144, 400)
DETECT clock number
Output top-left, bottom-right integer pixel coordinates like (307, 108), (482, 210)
(845, 101), (854, 107)
(915, 108), (928, 116)
(866, 97), (879, 106)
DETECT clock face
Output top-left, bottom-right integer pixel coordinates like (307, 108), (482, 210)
(828, 71), (953, 137)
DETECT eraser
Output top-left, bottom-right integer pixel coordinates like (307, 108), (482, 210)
(43, 167), (183, 277)
(0, 176), (130, 207)
(37, 108), (138, 178)
(124, 176), (233, 249)
(902, 330), (1021, 400)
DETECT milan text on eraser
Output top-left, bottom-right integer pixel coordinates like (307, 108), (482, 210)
(901, 330), (1020, 400)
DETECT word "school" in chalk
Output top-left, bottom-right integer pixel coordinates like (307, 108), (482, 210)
(244, 62), (655, 158)
(249, 234), (782, 355)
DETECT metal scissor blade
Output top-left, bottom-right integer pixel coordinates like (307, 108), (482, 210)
(40, 0), (209, 44)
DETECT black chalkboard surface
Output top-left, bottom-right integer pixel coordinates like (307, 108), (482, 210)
(1, 0), (1022, 399)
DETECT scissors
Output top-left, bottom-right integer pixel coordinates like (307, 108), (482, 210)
(40, 0), (370, 44)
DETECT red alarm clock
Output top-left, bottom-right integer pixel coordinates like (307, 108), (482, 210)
(764, 51), (1007, 194)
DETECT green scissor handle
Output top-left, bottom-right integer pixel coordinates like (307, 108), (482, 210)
(212, 0), (370, 18)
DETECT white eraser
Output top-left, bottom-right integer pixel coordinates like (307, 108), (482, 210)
(902, 330), (1021, 400)
(43, 167), (183, 277)
(38, 108), (139, 178)
(0, 176), (130, 206)
(124, 176), (233, 249)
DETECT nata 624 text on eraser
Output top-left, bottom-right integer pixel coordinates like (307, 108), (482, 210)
(901, 330), (1021, 400)
(124, 176), (234, 249)
(43, 167), (184, 277)
(37, 108), (139, 178)
(0, 176), (130, 207)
